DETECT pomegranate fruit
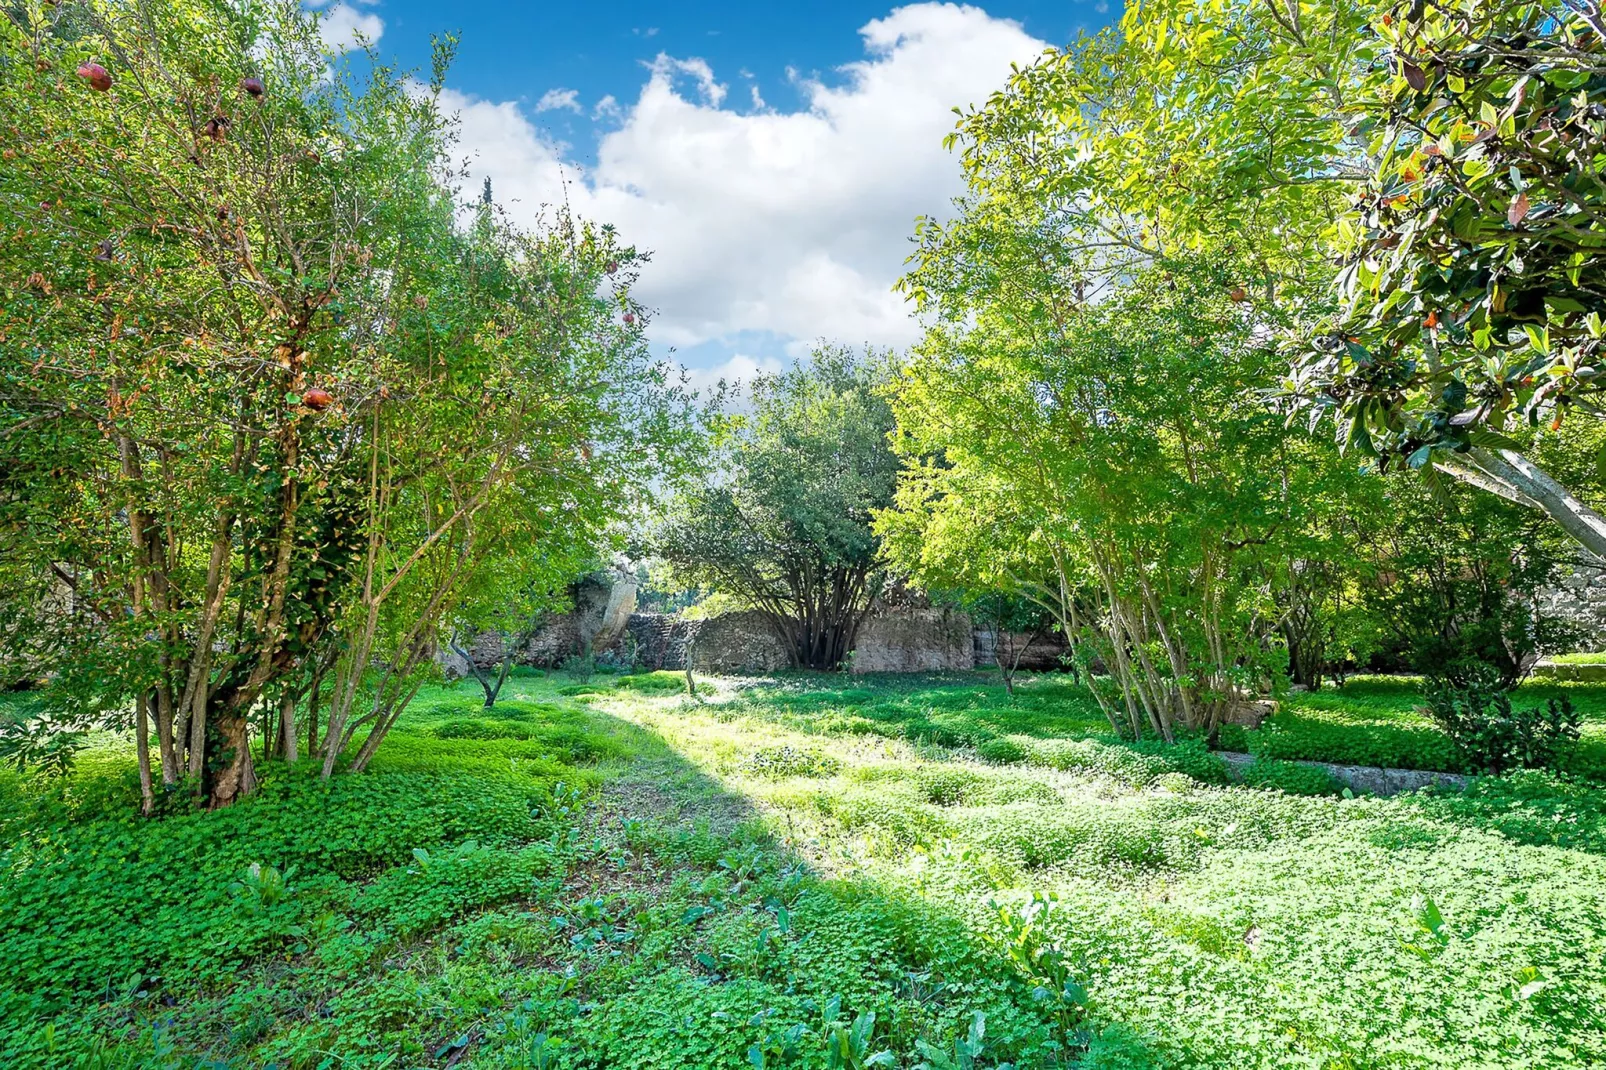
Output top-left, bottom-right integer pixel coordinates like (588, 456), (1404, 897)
(241, 77), (264, 99)
(76, 62), (111, 92)
(301, 388), (333, 411)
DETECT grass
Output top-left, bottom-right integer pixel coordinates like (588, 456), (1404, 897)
(2, 669), (1605, 1067)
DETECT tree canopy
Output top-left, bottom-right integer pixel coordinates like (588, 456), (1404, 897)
(652, 346), (899, 670)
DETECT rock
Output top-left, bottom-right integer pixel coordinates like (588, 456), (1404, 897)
(1218, 751), (1467, 797)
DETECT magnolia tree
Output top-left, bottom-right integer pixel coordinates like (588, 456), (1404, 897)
(1299, 0), (1606, 556)
(0, 0), (690, 808)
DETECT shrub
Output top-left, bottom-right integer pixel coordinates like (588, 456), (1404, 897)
(977, 738), (1028, 764)
(433, 719), (534, 741)
(1237, 758), (1344, 797)
(613, 671), (688, 693)
(1424, 677), (1581, 775)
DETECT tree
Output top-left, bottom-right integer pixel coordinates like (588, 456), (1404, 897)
(886, 257), (1369, 742)
(1293, 0), (1606, 558)
(0, 0), (688, 807)
(1356, 475), (1581, 688)
(653, 346), (900, 670)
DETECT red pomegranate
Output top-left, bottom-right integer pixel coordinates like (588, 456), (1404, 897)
(77, 62), (112, 92)
(241, 77), (265, 100)
(623, 312), (636, 326)
(1229, 286), (1248, 303)
(301, 388), (333, 411)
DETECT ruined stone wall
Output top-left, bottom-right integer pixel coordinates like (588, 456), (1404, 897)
(453, 598), (1080, 678)
(972, 629), (1070, 672)
(685, 611), (791, 674)
(851, 607), (973, 673)
(439, 571), (638, 675)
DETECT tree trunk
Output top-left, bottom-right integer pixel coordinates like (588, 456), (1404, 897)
(135, 693), (155, 816)
(280, 688), (299, 764)
(1437, 447), (1606, 559)
(206, 709), (257, 808)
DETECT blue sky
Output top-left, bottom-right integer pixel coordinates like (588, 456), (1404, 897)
(314, 2), (1121, 385)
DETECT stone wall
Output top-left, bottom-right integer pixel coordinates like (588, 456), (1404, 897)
(1541, 563), (1606, 651)
(685, 610), (792, 674)
(459, 598), (1078, 678)
(851, 607), (973, 673)
(440, 571), (639, 675)
(972, 629), (1070, 672)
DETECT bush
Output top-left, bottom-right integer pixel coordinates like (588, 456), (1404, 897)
(1424, 677), (1581, 775)
(1237, 758), (1344, 797)
(433, 719), (533, 741)
(977, 738), (1028, 764)
(613, 671), (688, 693)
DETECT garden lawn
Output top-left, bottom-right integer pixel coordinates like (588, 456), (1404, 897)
(0, 670), (1603, 1068)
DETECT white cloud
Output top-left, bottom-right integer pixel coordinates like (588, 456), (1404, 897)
(535, 88), (583, 114)
(307, 1), (384, 51)
(680, 353), (787, 398)
(445, 3), (1045, 362)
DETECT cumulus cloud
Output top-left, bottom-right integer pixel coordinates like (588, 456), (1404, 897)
(534, 88), (583, 114)
(446, 3), (1046, 360)
(307, 1), (384, 52)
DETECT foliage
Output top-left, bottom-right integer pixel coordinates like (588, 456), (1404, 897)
(885, 254), (1374, 744)
(1356, 475), (1583, 686)
(6, 669), (1606, 1066)
(654, 345), (901, 669)
(0, 0), (689, 806)
(1303, 1), (1606, 479)
(739, 744), (842, 780)
(1425, 672), (1583, 774)
(1236, 757), (1346, 797)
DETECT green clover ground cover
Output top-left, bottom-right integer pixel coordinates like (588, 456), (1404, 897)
(2, 671), (1605, 1067)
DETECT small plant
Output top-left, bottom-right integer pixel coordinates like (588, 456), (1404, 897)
(748, 1011), (809, 1069)
(820, 996), (895, 1069)
(990, 893), (1088, 1042)
(1402, 892), (1451, 960)
(1423, 673), (1581, 774)
(914, 1011), (1015, 1070)
(560, 653), (596, 683)
(229, 863), (296, 916)
(977, 738), (1027, 764)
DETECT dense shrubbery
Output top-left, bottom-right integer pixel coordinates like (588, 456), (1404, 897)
(1425, 677), (1583, 775)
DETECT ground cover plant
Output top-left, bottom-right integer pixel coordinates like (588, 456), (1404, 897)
(5, 0), (1606, 1068)
(4, 670), (1606, 1067)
